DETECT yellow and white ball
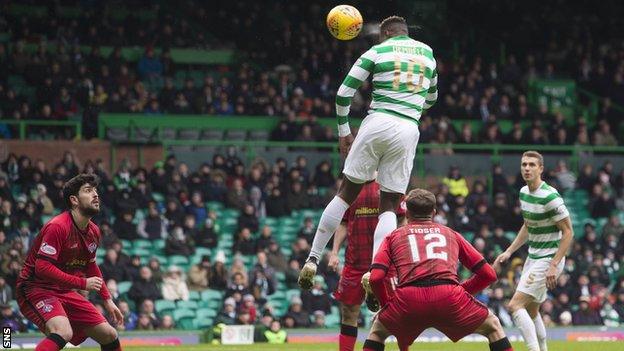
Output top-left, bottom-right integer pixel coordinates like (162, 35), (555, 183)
(326, 5), (363, 40)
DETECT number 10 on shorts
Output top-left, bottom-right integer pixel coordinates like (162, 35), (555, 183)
(2, 327), (10, 348)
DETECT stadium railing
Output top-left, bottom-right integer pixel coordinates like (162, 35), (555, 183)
(0, 120), (82, 140)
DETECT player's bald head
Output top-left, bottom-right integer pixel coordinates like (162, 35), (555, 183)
(380, 15), (408, 41)
(405, 188), (436, 220)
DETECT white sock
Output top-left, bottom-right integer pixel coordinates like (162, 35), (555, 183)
(512, 309), (539, 351)
(308, 196), (350, 261)
(534, 313), (548, 351)
(372, 211), (397, 257)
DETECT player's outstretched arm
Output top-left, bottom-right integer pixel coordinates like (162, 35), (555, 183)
(494, 223), (528, 267)
(328, 222), (347, 271)
(423, 69), (438, 110)
(335, 49), (376, 140)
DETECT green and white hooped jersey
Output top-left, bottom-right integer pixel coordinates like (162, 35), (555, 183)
(335, 35), (438, 127)
(519, 181), (570, 259)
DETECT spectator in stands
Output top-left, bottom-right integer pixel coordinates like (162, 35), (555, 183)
(297, 217), (316, 244)
(100, 249), (128, 282)
(137, 47), (163, 81)
(137, 203), (167, 239)
(188, 255), (212, 291)
(311, 310), (326, 328)
(282, 296), (310, 328)
(238, 204), (259, 233)
(159, 315), (175, 330)
(164, 198), (185, 229)
(117, 300), (138, 331)
(114, 211), (139, 240)
(0, 304), (26, 332)
(301, 275), (331, 315)
(555, 160), (577, 191)
(0, 277), (12, 305)
(313, 161), (335, 188)
(232, 227), (256, 255)
(266, 241), (288, 273)
(136, 314), (155, 330)
(165, 225), (195, 256)
(614, 291), (624, 322)
(53, 87), (78, 120)
(226, 179), (248, 210)
(162, 265), (190, 301)
(490, 193), (511, 230)
(193, 217), (218, 249)
(138, 299), (160, 329)
(255, 226), (274, 253)
(148, 258), (164, 283)
(211, 251), (229, 291)
(227, 272), (250, 298)
(442, 166), (469, 198)
(602, 213), (624, 237)
(266, 187), (289, 217)
(286, 181), (310, 210)
(128, 266), (163, 307)
(573, 296), (604, 325)
(215, 297), (238, 325)
(187, 192), (208, 226)
(264, 320), (287, 343)
(593, 119), (618, 146)
(471, 203), (495, 230)
(591, 188), (616, 219)
(465, 180), (489, 210)
(290, 237), (310, 267)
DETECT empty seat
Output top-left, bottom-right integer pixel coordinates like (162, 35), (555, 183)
(202, 129), (223, 140)
(133, 127), (154, 142)
(160, 127), (177, 140)
(106, 128), (128, 141)
(249, 130), (269, 140)
(178, 129), (200, 140)
(225, 129), (247, 140)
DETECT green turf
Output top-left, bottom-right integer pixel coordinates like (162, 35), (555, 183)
(70, 342), (622, 351)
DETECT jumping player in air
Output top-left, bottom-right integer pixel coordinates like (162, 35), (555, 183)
(16, 174), (124, 351)
(364, 189), (514, 351)
(299, 15), (438, 291)
(494, 151), (573, 351)
(327, 180), (406, 351)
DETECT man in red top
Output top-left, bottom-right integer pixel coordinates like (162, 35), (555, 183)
(327, 181), (406, 351)
(364, 189), (513, 351)
(16, 174), (124, 351)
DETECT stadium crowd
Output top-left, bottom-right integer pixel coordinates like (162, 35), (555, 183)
(0, 2), (623, 144)
(0, 148), (622, 334)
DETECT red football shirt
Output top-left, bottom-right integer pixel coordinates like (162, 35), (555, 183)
(342, 182), (406, 269)
(17, 211), (102, 292)
(372, 220), (484, 287)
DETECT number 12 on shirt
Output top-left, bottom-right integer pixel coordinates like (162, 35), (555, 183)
(408, 233), (449, 262)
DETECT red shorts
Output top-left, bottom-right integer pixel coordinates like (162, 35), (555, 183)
(378, 284), (488, 349)
(17, 285), (107, 345)
(334, 265), (396, 306)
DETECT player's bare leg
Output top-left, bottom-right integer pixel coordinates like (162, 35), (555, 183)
(509, 291), (540, 351)
(299, 178), (364, 290)
(339, 303), (360, 351)
(361, 190), (402, 310)
(527, 301), (548, 351)
(84, 322), (122, 351)
(36, 316), (73, 351)
(363, 319), (391, 351)
(473, 312), (514, 351)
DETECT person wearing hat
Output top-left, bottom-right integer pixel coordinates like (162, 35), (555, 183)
(572, 296), (603, 325)
(188, 255), (213, 291)
(215, 298), (238, 326)
(0, 303), (26, 332)
(442, 165), (469, 198)
(161, 265), (190, 301)
(282, 296), (310, 328)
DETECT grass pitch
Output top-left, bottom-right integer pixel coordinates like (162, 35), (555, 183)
(73, 342), (622, 351)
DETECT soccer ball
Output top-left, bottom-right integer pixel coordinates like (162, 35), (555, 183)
(326, 5), (363, 40)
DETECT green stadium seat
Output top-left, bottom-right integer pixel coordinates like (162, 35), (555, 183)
(196, 308), (218, 319)
(152, 239), (165, 251)
(285, 289), (300, 302)
(200, 299), (223, 309)
(173, 308), (196, 321)
(117, 281), (132, 295)
(133, 239), (152, 249)
(195, 318), (214, 329)
(120, 240), (132, 250)
(177, 318), (197, 330)
(189, 291), (201, 301)
(274, 272), (286, 282)
(155, 300), (176, 314)
(201, 289), (224, 301)
(177, 300), (199, 310)
(325, 313), (341, 328)
(131, 247), (151, 257)
(168, 255), (189, 267)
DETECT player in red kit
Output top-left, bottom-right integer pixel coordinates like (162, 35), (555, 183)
(327, 181), (406, 351)
(16, 174), (124, 351)
(363, 189), (513, 351)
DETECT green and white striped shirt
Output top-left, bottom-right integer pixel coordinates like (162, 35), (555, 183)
(519, 182), (570, 259)
(336, 35), (438, 128)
